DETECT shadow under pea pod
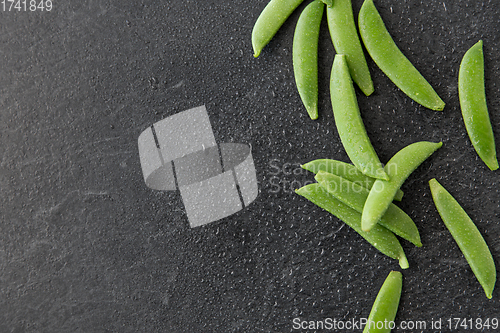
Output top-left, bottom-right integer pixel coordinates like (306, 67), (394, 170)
(138, 105), (259, 228)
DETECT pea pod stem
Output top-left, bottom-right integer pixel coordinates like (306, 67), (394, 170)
(326, 0), (374, 96)
(301, 159), (404, 201)
(362, 141), (442, 232)
(363, 271), (402, 333)
(320, 0), (333, 7)
(293, 0), (324, 120)
(458, 40), (499, 171)
(252, 0), (305, 57)
(296, 183), (409, 269)
(358, 0), (445, 111)
(315, 171), (421, 247)
(429, 179), (496, 299)
(330, 54), (389, 181)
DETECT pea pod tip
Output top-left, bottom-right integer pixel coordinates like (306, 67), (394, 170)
(434, 101), (446, 111)
(361, 218), (377, 232)
(361, 164), (389, 181)
(314, 171), (328, 186)
(363, 86), (375, 97)
(399, 255), (409, 269)
(428, 177), (445, 195)
(372, 169), (390, 181)
(486, 159), (499, 171)
(390, 270), (403, 278)
(305, 105), (319, 120)
(252, 45), (261, 58)
(300, 163), (313, 171)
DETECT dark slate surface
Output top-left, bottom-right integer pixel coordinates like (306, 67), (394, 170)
(1, 0), (499, 332)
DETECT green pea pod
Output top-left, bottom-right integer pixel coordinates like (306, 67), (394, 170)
(326, 0), (374, 96)
(358, 0), (445, 111)
(315, 171), (421, 247)
(296, 183), (409, 269)
(252, 0), (305, 57)
(293, 0), (324, 120)
(363, 271), (402, 333)
(429, 179), (496, 299)
(459, 40), (499, 171)
(362, 141), (442, 232)
(320, 0), (333, 7)
(301, 159), (404, 201)
(330, 54), (389, 181)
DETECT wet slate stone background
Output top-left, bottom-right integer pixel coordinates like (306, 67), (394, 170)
(1, 0), (499, 332)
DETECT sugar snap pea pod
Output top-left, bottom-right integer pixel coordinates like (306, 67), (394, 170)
(252, 0), (305, 57)
(326, 0), (374, 96)
(459, 40), (499, 171)
(358, 0), (445, 111)
(330, 54), (389, 181)
(362, 141), (442, 232)
(363, 271), (402, 333)
(301, 159), (404, 201)
(293, 0), (324, 120)
(296, 183), (409, 269)
(315, 171), (421, 246)
(429, 179), (496, 299)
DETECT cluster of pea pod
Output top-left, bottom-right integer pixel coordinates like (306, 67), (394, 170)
(296, 158), (496, 331)
(252, 0), (498, 170)
(252, 0), (498, 330)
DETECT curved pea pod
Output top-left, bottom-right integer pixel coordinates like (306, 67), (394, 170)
(363, 271), (402, 333)
(293, 0), (324, 120)
(301, 159), (404, 201)
(252, 0), (305, 57)
(296, 183), (409, 269)
(429, 179), (496, 299)
(326, 0), (374, 96)
(330, 54), (389, 181)
(458, 40), (499, 171)
(362, 141), (442, 232)
(315, 171), (421, 247)
(358, 0), (445, 111)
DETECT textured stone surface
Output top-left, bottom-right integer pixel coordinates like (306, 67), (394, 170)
(1, 0), (499, 331)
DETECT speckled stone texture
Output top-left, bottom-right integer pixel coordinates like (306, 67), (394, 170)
(1, 0), (499, 332)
